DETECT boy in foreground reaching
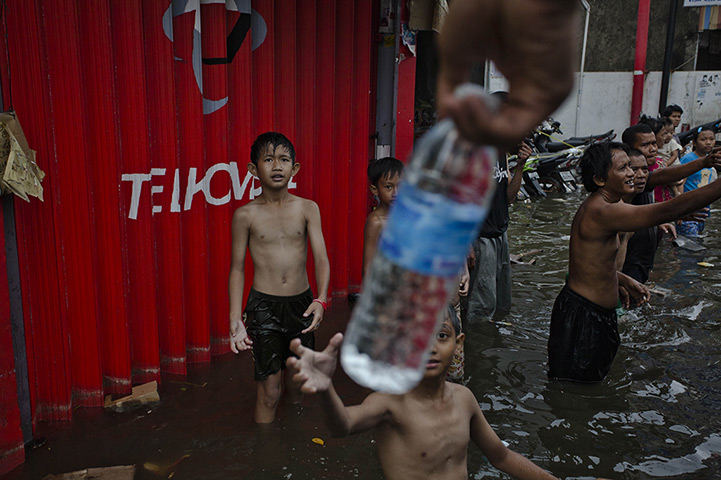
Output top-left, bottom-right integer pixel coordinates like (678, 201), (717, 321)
(288, 308), (561, 480)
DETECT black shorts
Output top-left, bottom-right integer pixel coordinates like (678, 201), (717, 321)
(547, 285), (620, 382)
(245, 288), (315, 381)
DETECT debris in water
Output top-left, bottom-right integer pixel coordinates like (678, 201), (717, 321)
(42, 465), (135, 479)
(143, 454), (190, 476)
(312, 438), (325, 446)
(104, 381), (160, 411)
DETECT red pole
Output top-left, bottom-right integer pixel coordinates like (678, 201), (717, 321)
(631, 0), (651, 125)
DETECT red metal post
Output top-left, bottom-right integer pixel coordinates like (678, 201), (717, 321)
(631, 0), (651, 125)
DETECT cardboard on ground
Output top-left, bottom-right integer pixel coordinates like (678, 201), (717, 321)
(42, 465), (136, 480)
(104, 381), (160, 409)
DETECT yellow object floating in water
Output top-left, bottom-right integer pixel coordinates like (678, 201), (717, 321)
(698, 262), (714, 268)
(312, 437), (324, 445)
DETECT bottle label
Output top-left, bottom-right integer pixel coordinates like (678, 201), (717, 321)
(378, 183), (486, 277)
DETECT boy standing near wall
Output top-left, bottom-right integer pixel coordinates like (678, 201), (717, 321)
(228, 132), (331, 423)
(361, 157), (404, 277)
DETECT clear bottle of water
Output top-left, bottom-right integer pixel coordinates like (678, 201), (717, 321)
(341, 85), (498, 393)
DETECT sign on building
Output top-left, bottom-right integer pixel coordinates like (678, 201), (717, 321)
(685, 0), (721, 7)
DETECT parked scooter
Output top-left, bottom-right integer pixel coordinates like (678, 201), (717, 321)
(516, 118), (615, 199)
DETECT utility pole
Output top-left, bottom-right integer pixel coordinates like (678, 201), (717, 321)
(659, 0), (679, 115)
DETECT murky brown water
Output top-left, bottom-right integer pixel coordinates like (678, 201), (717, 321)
(6, 192), (721, 479)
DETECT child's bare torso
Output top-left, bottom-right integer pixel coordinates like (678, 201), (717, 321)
(374, 383), (472, 480)
(244, 194), (311, 296)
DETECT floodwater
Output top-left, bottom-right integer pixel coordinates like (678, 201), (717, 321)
(6, 192), (721, 480)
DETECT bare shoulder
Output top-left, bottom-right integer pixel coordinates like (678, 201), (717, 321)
(364, 210), (384, 232)
(360, 391), (396, 420)
(295, 196), (322, 221)
(448, 382), (477, 404)
(231, 201), (257, 225)
(297, 195), (320, 211)
(445, 382), (483, 419)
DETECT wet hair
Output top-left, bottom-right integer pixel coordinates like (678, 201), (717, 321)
(693, 126), (715, 144)
(446, 305), (461, 336)
(250, 132), (296, 165)
(627, 148), (645, 159)
(367, 157), (404, 186)
(578, 142), (629, 192)
(661, 104), (683, 117)
(622, 123), (654, 148)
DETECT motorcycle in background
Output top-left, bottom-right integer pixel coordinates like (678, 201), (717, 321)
(513, 118), (615, 199)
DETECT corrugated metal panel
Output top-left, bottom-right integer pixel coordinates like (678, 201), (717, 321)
(1, 0), (376, 422)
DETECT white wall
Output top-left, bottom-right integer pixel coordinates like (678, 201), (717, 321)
(552, 71), (721, 138)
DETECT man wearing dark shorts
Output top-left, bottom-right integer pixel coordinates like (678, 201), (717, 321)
(245, 288), (315, 380)
(548, 285), (619, 382)
(548, 141), (721, 383)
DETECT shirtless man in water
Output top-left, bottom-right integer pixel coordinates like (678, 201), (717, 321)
(228, 132), (330, 423)
(549, 142), (721, 382)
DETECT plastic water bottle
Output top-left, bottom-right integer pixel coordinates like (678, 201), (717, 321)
(341, 84), (498, 394)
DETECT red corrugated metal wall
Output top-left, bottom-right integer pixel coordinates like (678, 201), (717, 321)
(0, 0), (375, 423)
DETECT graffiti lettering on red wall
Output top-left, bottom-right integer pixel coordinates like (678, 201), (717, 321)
(164, 0), (266, 114)
(121, 165), (296, 220)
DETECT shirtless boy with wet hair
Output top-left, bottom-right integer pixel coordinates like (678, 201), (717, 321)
(549, 141), (721, 382)
(288, 307), (560, 480)
(362, 157), (404, 277)
(229, 131), (330, 423)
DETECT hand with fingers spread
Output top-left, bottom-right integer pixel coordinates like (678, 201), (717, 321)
(230, 318), (253, 353)
(679, 207), (709, 223)
(287, 332), (343, 394)
(436, 0), (578, 149)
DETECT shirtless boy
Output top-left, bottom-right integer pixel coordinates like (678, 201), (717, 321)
(228, 132), (330, 423)
(549, 142), (721, 382)
(362, 157), (404, 277)
(288, 307), (559, 480)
